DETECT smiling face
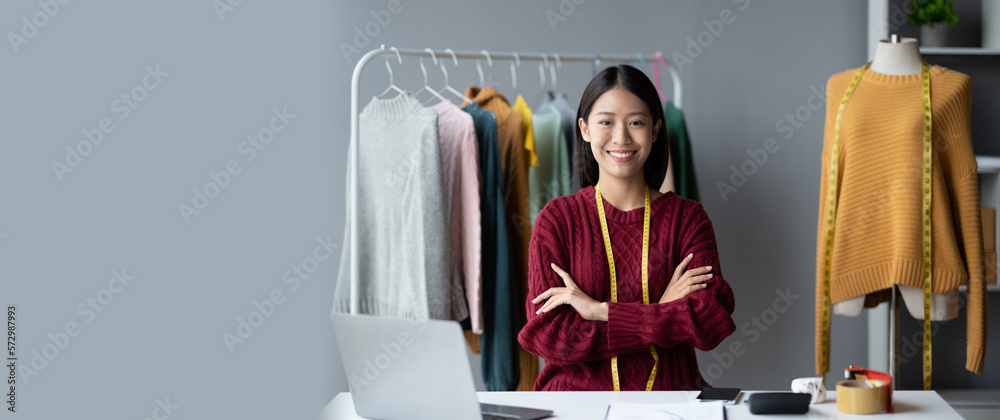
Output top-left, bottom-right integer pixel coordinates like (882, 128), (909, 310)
(579, 86), (662, 184)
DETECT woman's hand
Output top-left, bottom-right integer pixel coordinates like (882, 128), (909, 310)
(532, 263), (608, 322)
(659, 253), (713, 304)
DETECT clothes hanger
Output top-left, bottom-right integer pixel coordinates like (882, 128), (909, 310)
(532, 53), (550, 108)
(540, 53), (548, 89)
(377, 46), (405, 98)
(651, 52), (668, 102)
(550, 53), (559, 92)
(548, 53), (562, 102)
(413, 48), (447, 106)
(510, 52), (520, 92)
(476, 49), (494, 87)
(653, 51), (683, 109)
(483, 49), (495, 87)
(439, 48), (476, 104)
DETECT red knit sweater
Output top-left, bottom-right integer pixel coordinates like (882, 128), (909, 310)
(518, 185), (736, 391)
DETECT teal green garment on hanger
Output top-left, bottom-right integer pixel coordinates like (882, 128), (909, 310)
(461, 103), (519, 392)
(528, 107), (570, 226)
(536, 92), (578, 192)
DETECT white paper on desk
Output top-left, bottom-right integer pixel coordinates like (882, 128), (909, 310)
(605, 401), (723, 420)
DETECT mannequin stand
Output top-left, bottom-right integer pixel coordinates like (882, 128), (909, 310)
(889, 286), (900, 389)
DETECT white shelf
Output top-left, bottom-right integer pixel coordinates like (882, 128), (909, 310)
(920, 47), (1000, 56)
(978, 156), (1000, 174)
(978, 156), (1000, 291)
(958, 284), (1000, 293)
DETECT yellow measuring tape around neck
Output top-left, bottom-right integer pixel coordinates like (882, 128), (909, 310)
(821, 61), (933, 390)
(595, 182), (659, 391)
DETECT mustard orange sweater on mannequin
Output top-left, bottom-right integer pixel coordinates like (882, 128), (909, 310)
(814, 66), (986, 375)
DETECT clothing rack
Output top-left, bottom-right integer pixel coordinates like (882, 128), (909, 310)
(347, 46), (683, 314)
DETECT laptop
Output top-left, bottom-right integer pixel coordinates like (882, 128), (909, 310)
(331, 313), (553, 420)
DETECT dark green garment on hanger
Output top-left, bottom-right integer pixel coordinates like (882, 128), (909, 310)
(665, 101), (700, 202)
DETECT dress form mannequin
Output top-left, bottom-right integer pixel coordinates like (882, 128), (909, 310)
(869, 36), (923, 75)
(831, 36), (960, 321)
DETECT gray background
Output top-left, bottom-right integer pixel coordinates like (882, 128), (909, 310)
(3, 1), (990, 419)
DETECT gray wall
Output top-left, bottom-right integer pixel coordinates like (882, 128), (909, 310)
(1, 1), (883, 418)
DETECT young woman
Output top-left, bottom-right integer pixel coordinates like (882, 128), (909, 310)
(517, 65), (736, 391)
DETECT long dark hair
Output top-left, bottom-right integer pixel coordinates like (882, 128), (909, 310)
(576, 64), (668, 189)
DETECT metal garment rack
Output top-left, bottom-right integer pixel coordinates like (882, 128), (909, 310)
(347, 46), (683, 314)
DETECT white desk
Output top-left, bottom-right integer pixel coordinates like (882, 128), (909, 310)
(320, 390), (962, 419)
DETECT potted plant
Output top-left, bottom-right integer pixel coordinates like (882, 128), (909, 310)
(907, 0), (959, 47)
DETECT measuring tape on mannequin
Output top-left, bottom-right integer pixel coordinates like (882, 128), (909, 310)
(820, 61), (933, 390)
(595, 183), (658, 391)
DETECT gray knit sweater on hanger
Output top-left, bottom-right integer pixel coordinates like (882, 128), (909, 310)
(333, 93), (460, 321)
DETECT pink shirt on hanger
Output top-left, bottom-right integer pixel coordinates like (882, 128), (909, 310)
(433, 100), (484, 334)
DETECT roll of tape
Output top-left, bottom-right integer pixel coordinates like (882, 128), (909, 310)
(836, 380), (890, 414)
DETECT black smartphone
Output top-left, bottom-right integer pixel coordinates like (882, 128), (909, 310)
(696, 387), (743, 403)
